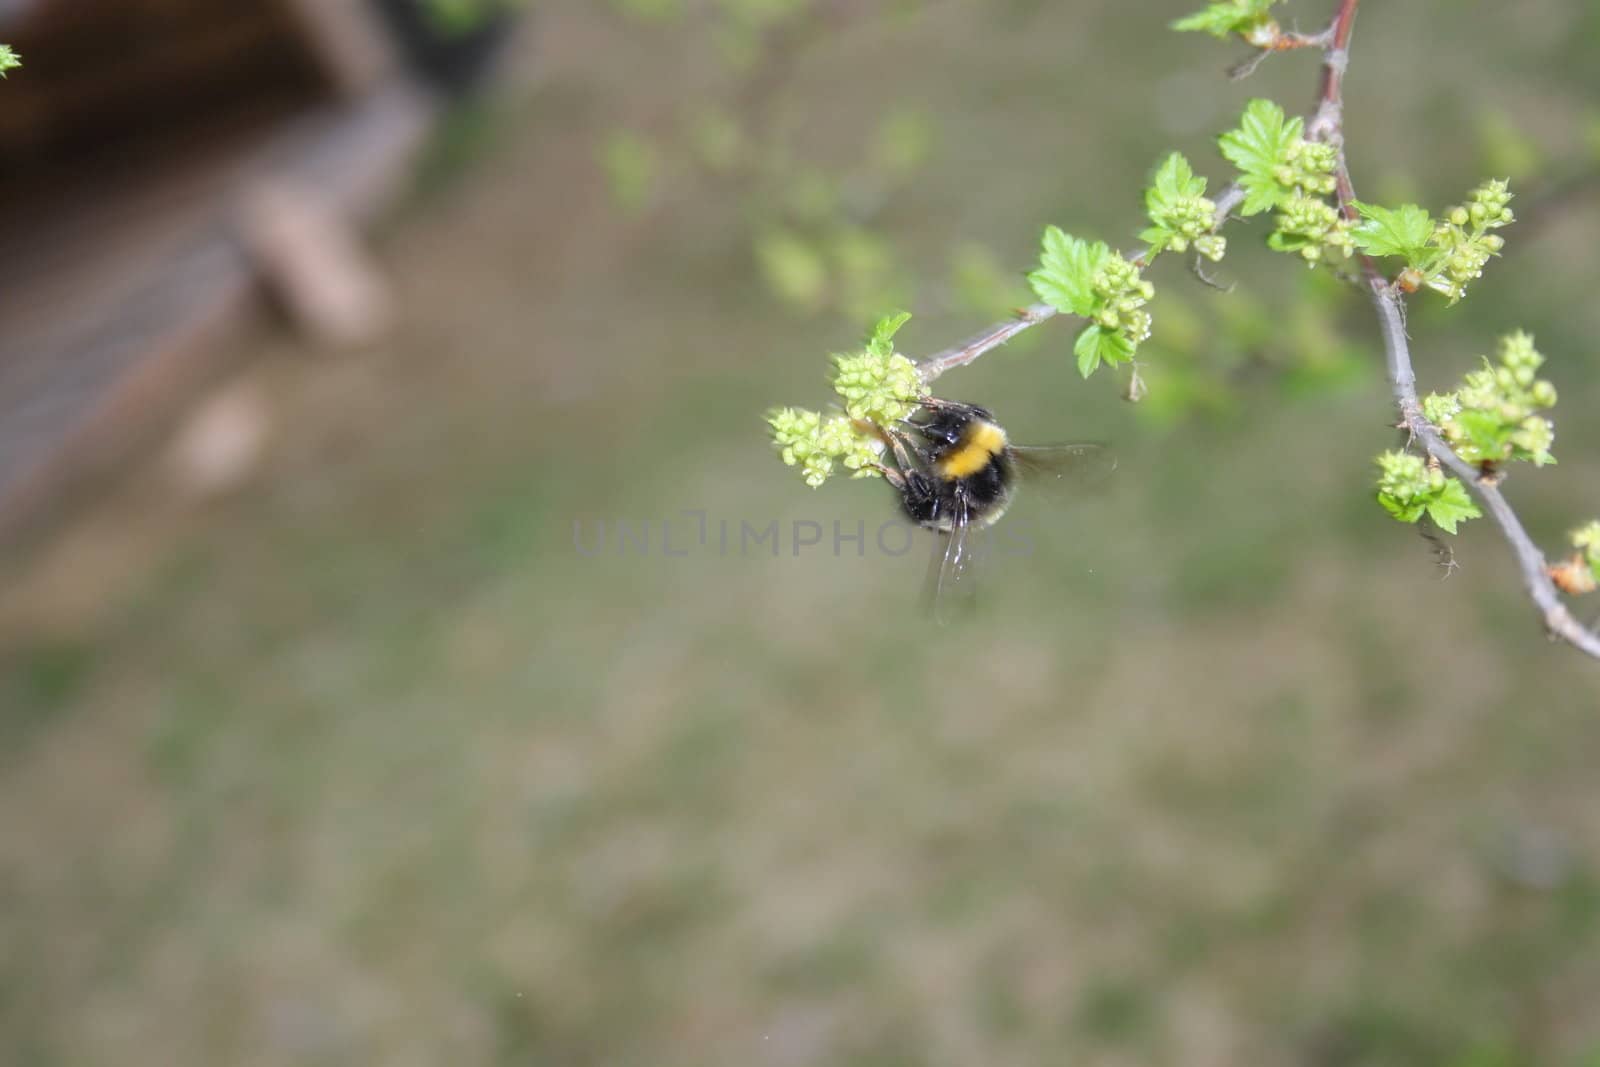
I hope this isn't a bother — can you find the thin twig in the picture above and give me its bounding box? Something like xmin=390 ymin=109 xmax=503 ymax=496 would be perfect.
xmin=1314 ymin=0 xmax=1600 ymax=660
xmin=916 ymin=184 xmax=1246 ymax=382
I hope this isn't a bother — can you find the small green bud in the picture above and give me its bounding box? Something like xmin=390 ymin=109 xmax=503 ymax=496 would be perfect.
xmin=1510 ymin=415 xmax=1554 ymax=464
xmin=1375 ymin=450 xmax=1481 ymax=531
xmin=830 ymin=336 xmax=924 ymax=425
xmin=1194 ymin=234 xmax=1227 ymax=262
xmin=1242 ymin=19 xmax=1281 ymax=48
xmin=1422 ymin=391 xmax=1460 ymax=424
xmin=1573 ymin=521 xmax=1600 ymax=554
xmin=1498 ymin=331 xmax=1541 ymax=369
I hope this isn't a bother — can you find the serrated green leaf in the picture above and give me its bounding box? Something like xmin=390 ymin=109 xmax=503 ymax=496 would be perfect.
xmin=1425 ymin=478 xmax=1482 ymax=533
xmin=1139 ymin=225 xmax=1174 ymax=248
xmin=1377 ymin=492 xmax=1427 ymax=524
xmin=1454 ymin=408 xmax=1509 ymax=456
xmin=1219 ymin=99 xmax=1301 ymax=216
xmin=1237 ymin=180 xmax=1283 ymax=216
xmin=1073 ymin=325 xmax=1133 ymax=378
xmin=1028 ymin=227 xmax=1108 ymax=317
xmin=1172 ymin=0 xmax=1275 ymax=37
xmin=1171 ymin=8 xmax=1240 ymax=34
xmin=867 ymin=310 xmax=912 ymax=355
xmin=1150 ymin=152 xmax=1207 ymax=205
xmin=1350 ymin=201 xmax=1435 ymax=263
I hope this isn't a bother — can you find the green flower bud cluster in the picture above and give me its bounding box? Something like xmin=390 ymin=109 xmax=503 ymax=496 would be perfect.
xmin=1092 ymin=253 xmax=1155 ymax=348
xmin=1268 ymin=192 xmax=1355 ymax=264
xmin=767 ymin=407 xmax=880 ymax=488
xmin=1426 ymin=331 xmax=1556 ymax=467
xmin=1141 ymin=151 xmax=1226 ymax=263
xmin=1426 ymin=179 xmax=1514 ymax=303
xmin=1193 ymin=234 xmax=1227 ymax=261
xmin=1149 ymin=193 xmax=1222 ymax=257
xmin=830 ymin=345 xmax=921 ymax=425
xmin=1217 ymin=99 xmax=1353 ymax=267
xmin=1274 ymin=139 xmax=1338 ymax=198
xmin=1377 ymin=451 xmax=1439 ymax=510
xmin=766 ymin=311 xmax=924 ymax=488
xmin=1265 ymin=139 xmax=1352 ymax=263
xmin=1374 ymin=450 xmax=1481 ymax=533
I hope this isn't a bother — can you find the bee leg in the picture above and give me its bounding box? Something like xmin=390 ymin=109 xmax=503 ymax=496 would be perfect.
xmin=894 ymin=468 xmax=941 ymax=528
xmin=868 ymin=462 xmax=906 ymax=489
xmin=876 ymin=425 xmax=918 ymax=468
xmin=915 ymin=396 xmax=983 ymax=415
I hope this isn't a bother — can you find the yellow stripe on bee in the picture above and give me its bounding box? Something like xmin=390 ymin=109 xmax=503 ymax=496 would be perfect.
xmin=936 ymin=420 xmax=1008 ymax=479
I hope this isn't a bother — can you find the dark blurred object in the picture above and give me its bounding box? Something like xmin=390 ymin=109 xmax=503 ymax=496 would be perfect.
xmin=370 ymin=0 xmax=515 ymax=94
xmin=0 ymin=0 xmax=328 ymax=164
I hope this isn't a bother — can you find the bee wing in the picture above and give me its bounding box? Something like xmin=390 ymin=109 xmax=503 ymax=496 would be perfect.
xmin=1007 ymin=442 xmax=1117 ymax=490
xmin=922 ymin=489 xmax=981 ymax=624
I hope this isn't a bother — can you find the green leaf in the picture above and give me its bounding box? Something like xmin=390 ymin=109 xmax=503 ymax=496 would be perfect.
xmin=867 ymin=311 xmax=912 ymax=356
xmin=1028 ymin=227 xmax=1108 ymax=317
xmin=1425 ymin=478 xmax=1482 ymax=533
xmin=1218 ymin=99 xmax=1301 ymax=216
xmin=1454 ymin=408 xmax=1509 ymax=456
xmin=1377 ymin=493 xmax=1427 ymax=524
xmin=1266 ymin=229 xmax=1315 ymax=253
xmin=1139 ymin=225 xmax=1173 ymax=247
xmin=1172 ymin=0 xmax=1276 ymax=37
xmin=1150 ymin=152 xmax=1207 ymax=204
xmin=0 ymin=43 xmax=19 ymax=77
xmin=1350 ymin=202 xmax=1435 ymax=263
xmin=1171 ymin=8 xmax=1240 ymax=35
xmin=1073 ymin=325 xmax=1133 ymax=378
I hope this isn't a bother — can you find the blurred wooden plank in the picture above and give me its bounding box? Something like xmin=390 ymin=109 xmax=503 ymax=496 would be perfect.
xmin=239 ymin=178 xmax=393 ymax=348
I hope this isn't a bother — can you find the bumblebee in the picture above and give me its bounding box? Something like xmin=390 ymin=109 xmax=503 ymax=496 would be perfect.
xmin=867 ymin=398 xmax=1113 ymax=619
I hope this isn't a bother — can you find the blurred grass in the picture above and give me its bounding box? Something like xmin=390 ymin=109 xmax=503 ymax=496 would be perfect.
xmin=4 ymin=1 xmax=1600 ymax=1064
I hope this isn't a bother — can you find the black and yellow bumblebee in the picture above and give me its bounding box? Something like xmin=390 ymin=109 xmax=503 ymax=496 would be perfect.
xmin=865 ymin=398 xmax=1114 ymax=620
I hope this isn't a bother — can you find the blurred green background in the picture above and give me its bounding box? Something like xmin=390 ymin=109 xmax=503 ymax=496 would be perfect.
xmin=5 ymin=1 xmax=1600 ymax=1063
